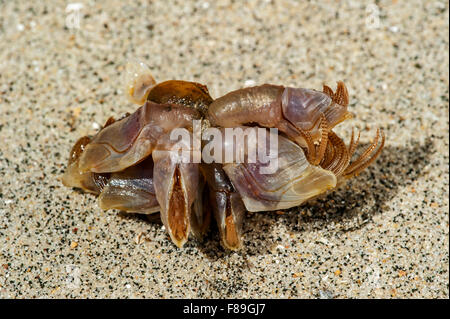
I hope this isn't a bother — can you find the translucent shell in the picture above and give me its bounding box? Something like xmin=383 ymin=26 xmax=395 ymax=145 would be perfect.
xmin=98 ymin=157 xmax=159 ymax=214
xmin=77 ymin=102 xmax=201 ymax=173
xmin=219 ymin=127 xmax=337 ymax=212
xmin=201 ymin=163 xmax=246 ymax=250
xmin=281 ymin=87 xmax=349 ymax=132
xmin=124 ymin=60 xmax=157 ymax=105
xmin=152 ymin=150 xmax=199 ymax=247
xmin=62 ymin=136 xmax=104 ymax=194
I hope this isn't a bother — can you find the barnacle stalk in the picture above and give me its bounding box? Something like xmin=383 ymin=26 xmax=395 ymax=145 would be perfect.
xmin=201 ymin=163 xmax=246 ymax=250
xmin=124 ymin=60 xmax=156 ymax=105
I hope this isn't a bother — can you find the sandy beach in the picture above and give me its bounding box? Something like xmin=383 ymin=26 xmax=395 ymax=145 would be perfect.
xmin=0 ymin=0 xmax=448 ymax=298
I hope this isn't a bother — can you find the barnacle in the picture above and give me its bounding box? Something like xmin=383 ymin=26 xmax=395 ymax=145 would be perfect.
xmin=62 ymin=61 xmax=385 ymax=250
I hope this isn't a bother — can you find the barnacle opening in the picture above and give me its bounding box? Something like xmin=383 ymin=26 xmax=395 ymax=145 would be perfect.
xmin=224 ymin=198 xmax=239 ymax=249
xmin=125 ymin=59 xmax=156 ymax=105
xmin=168 ymin=166 xmax=189 ymax=244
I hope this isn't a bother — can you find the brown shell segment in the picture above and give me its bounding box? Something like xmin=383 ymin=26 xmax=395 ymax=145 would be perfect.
xmin=147 ymin=80 xmax=213 ymax=115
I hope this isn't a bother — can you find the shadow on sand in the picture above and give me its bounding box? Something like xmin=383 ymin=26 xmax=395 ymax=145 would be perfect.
xmin=194 ymin=138 xmax=435 ymax=260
